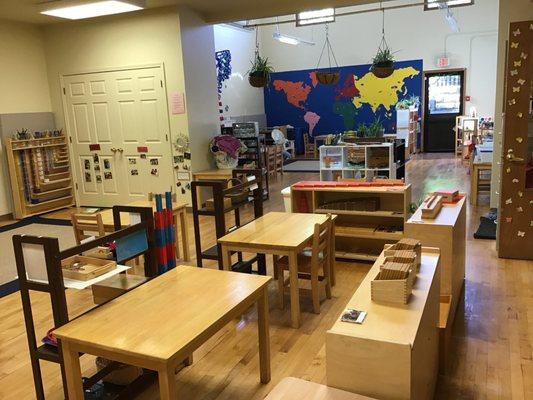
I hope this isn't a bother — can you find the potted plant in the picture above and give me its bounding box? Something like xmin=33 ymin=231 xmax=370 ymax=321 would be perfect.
xmin=371 ymin=47 xmax=394 ymax=78
xmin=315 ymin=25 xmax=341 ymax=86
xmin=248 ymin=53 xmax=274 ymax=88
xmin=368 ymin=117 xmax=385 ymax=138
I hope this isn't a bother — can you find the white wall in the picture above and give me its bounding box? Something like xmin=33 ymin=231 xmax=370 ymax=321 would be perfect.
xmin=42 ymin=7 xmax=203 ymax=204
xmin=259 ymin=0 xmax=498 ymax=117
xmin=0 ymin=20 xmax=52 ymax=216
xmin=179 ymin=7 xmax=220 ymax=173
xmin=214 ymin=24 xmax=265 ymax=122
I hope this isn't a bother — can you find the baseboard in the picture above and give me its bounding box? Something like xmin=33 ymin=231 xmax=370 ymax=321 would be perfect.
xmin=0 ymin=213 xmax=13 ymax=222
xmin=0 ymin=279 xmax=19 ymax=298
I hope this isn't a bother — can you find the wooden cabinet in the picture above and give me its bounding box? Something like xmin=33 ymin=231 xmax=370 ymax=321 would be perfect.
xmin=326 ymin=247 xmax=440 ymax=400
xmin=404 ymin=196 xmax=465 ymax=372
xmin=291 ymin=183 xmax=411 ymax=261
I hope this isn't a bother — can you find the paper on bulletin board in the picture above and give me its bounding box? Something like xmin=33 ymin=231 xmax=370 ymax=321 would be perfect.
xmin=171 ymin=92 xmax=186 ymax=115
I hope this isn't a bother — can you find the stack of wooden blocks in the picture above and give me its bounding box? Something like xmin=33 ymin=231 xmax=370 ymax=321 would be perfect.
xmin=371 ymin=238 xmax=422 ymax=304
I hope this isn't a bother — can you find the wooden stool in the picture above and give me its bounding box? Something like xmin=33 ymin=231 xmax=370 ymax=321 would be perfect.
xmin=470 ymin=162 xmax=492 ymax=206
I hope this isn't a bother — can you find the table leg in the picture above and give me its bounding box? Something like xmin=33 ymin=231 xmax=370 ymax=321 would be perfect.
xmin=158 ymin=363 xmax=177 ymax=400
xmin=257 ymin=287 xmax=271 ymax=383
xmin=173 ymin=213 xmax=180 ymax=260
xmin=221 ymin=244 xmax=232 ymax=271
xmin=288 ymin=250 xmax=300 ymax=328
xmin=471 ymin=166 xmax=478 ymax=206
xmin=60 ymin=340 xmax=84 ymax=400
xmin=330 ymin=222 xmax=336 ymax=287
xmin=179 ymin=209 xmax=190 ymax=261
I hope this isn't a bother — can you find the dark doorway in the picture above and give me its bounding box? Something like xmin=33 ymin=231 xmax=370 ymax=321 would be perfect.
xmin=423 ymin=70 xmax=465 ymax=152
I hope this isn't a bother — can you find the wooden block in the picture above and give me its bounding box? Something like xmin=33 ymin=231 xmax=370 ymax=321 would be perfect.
xmin=421 ymin=195 xmax=443 ymax=219
xmin=371 ymin=268 xmax=415 ymax=304
xmin=434 ymin=189 xmax=459 ymax=202
xmin=61 ymin=256 xmax=116 ymax=281
xmin=91 ymin=274 xmax=149 ymax=304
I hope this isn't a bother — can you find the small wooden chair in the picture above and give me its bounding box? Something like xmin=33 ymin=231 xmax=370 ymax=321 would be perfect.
xmin=274 ymin=214 xmax=333 ymax=314
xmin=266 ymin=145 xmax=277 ymax=180
xmin=71 ymin=213 xmax=105 ymax=245
xmin=303 ymin=132 xmax=316 ymax=158
xmin=275 ymin=144 xmax=284 ymax=176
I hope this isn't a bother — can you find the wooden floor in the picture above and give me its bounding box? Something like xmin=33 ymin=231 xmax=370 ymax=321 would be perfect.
xmin=1 ymin=154 xmax=532 ymax=399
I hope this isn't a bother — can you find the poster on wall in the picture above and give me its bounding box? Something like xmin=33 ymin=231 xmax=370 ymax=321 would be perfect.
xmin=264 ymin=59 xmax=423 ymax=135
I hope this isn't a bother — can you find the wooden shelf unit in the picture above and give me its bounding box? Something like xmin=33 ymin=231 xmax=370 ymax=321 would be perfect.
xmin=454 ymin=116 xmax=479 ymax=159
xmin=4 ymin=135 xmax=74 ymax=219
xmin=396 ymin=107 xmax=419 ymax=158
xmin=326 ymin=247 xmax=441 ymax=400
xmin=291 ymin=183 xmax=411 ymax=261
xmin=405 ymin=195 xmax=466 ymax=373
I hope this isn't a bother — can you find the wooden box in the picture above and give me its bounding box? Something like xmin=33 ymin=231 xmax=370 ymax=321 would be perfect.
xmin=205 ymin=197 xmax=232 ymax=211
xmin=326 ymin=247 xmax=441 ymax=400
xmin=91 ymin=274 xmax=149 ymax=304
xmin=371 ymin=266 xmax=415 ymax=305
xmin=421 ymin=194 xmax=443 ymax=219
xmin=61 ymin=256 xmax=116 ymax=281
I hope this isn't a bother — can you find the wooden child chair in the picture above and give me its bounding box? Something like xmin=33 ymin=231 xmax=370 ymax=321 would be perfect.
xmin=274 ymin=214 xmax=333 ymax=314
xmin=303 ymin=132 xmax=316 ymax=158
xmin=71 ymin=213 xmax=106 ymax=245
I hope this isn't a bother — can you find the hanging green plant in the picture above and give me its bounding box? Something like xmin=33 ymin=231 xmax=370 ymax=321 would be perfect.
xmin=315 ymin=25 xmax=340 ymax=85
xmin=248 ymin=28 xmax=274 ymax=88
xmin=370 ymin=3 xmax=395 ymax=79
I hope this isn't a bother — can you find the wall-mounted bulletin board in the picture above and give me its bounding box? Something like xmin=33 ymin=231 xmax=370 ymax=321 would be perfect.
xmin=498 ymin=20 xmax=533 ymax=260
xmin=264 ymin=60 xmax=423 ymax=135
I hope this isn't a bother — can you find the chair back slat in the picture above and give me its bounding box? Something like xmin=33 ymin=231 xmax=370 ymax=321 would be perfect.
xmin=311 ymin=214 xmax=332 ymax=267
xmin=71 ymin=213 xmax=105 ymax=245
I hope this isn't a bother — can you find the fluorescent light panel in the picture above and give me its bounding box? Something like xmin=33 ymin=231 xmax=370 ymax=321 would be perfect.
xmin=273 ymin=32 xmax=315 ymax=46
xmin=426 ymin=0 xmax=473 ymax=9
xmin=297 ymin=8 xmax=335 ymax=26
xmin=41 ymin=1 xmax=144 ymax=20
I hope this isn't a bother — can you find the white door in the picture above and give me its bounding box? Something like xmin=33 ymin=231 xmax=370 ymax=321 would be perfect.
xmin=63 ymin=66 xmax=173 ymax=207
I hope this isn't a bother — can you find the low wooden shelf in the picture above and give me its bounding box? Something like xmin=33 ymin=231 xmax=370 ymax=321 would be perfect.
xmin=326 ymin=247 xmax=440 ymax=400
xmin=405 ymin=195 xmax=466 ymax=373
xmin=291 ymin=183 xmax=411 ymax=261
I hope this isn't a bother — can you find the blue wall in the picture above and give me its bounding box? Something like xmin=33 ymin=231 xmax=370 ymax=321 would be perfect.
xmin=264 ymin=59 xmax=423 ymax=135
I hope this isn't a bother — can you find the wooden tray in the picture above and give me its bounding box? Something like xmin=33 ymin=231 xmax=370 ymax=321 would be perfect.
xmin=61 ymin=255 xmax=116 ymax=281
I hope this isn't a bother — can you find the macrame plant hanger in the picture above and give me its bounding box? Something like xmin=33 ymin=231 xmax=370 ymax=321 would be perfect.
xmin=315 ymin=24 xmax=340 ymax=85
xmin=249 ymin=26 xmax=270 ymax=88
xmin=371 ymin=1 xmax=395 ymax=78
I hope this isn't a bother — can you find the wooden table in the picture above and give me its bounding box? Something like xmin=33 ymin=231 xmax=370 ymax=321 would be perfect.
xmin=265 ymin=377 xmax=376 ymax=400
xmin=54 ymin=265 xmax=272 ymax=400
xmin=218 ymin=211 xmax=335 ymax=328
xmin=98 ymin=200 xmax=190 ymax=261
xmin=470 ymin=162 xmax=491 ymax=206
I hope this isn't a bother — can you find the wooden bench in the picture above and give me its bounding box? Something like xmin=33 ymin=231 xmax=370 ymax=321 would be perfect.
xmin=265 ymin=377 xmax=376 ymax=399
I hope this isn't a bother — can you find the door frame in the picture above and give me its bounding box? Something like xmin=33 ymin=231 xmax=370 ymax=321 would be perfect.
xmin=59 ymin=63 xmax=173 ymax=207
xmin=421 ymin=68 xmax=467 ymax=152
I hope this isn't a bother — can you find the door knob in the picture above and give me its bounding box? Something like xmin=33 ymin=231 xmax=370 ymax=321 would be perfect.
xmin=111 ymin=147 xmax=117 ymax=152
xmin=506 ymin=149 xmax=524 ymax=163
xmin=117 ymin=148 xmax=124 ymax=153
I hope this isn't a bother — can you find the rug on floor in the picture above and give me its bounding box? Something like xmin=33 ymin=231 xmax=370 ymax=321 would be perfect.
xmin=283 ymin=159 xmax=320 ymax=172
xmin=0 ymin=219 xmax=76 ymax=298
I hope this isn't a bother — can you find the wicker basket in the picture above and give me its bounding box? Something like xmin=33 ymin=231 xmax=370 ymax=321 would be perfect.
xmin=316 ymin=71 xmax=340 ymax=85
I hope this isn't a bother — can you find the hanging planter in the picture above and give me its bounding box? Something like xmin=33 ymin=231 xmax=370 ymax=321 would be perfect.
xmin=248 ymin=28 xmax=274 ymax=88
xmin=316 ymin=71 xmax=340 ymax=85
xmin=370 ymin=3 xmax=396 ymax=79
xmin=315 ymin=25 xmax=340 ymax=86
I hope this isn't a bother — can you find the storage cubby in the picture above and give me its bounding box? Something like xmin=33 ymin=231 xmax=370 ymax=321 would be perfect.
xmin=291 ymin=183 xmax=411 ymax=261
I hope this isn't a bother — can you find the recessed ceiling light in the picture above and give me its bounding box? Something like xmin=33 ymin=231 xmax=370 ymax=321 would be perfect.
xmin=41 ymin=1 xmax=144 ymax=20
xmin=297 ymin=8 xmax=335 ymax=26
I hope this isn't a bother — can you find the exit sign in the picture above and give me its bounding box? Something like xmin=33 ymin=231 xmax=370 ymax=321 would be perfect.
xmin=437 ymin=57 xmax=450 ymax=68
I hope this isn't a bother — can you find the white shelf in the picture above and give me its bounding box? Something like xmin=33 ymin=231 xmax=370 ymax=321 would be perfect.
xmin=320 ymin=143 xmax=396 ymax=181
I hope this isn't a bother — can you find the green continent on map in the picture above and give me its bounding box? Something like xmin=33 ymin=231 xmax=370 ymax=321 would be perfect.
xmin=333 ymin=101 xmax=358 ymax=130
xmin=273 ymin=79 xmax=312 ymax=109
xmin=352 ymin=67 xmax=420 ymax=112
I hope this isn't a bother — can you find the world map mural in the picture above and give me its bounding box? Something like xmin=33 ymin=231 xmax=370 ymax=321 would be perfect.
xmin=264 ymin=59 xmax=423 ymax=134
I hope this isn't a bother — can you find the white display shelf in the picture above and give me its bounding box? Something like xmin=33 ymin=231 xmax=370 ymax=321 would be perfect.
xmin=319 ymin=143 xmax=396 ymax=181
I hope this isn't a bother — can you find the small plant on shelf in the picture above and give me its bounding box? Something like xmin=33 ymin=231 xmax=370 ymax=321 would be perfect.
xmin=248 ymin=53 xmax=274 ymax=88
xmin=367 ymin=117 xmax=385 ymax=138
